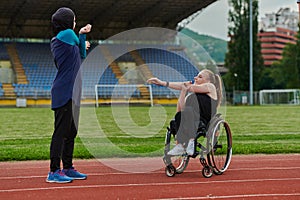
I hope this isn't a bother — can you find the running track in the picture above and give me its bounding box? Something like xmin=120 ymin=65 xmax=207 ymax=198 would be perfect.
xmin=0 ymin=154 xmax=299 ymax=200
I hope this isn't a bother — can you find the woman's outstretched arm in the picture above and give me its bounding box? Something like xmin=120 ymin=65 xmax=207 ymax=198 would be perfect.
xmin=147 ymin=77 xmax=191 ymax=91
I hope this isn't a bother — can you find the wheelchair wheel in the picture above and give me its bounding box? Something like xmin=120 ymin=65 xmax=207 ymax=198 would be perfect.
xmin=202 ymin=166 xmax=213 ymax=178
xmin=207 ymin=117 xmax=232 ymax=175
xmin=165 ymin=165 xmax=176 ymax=177
xmin=164 ymin=129 xmax=189 ymax=174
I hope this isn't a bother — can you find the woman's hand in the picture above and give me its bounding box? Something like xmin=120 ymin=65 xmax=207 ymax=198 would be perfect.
xmin=85 ymin=41 xmax=90 ymax=50
xmin=79 ymin=24 xmax=92 ymax=34
xmin=147 ymin=77 xmax=164 ymax=86
xmin=182 ymin=82 xmax=189 ymax=92
xmin=183 ymin=81 xmax=193 ymax=91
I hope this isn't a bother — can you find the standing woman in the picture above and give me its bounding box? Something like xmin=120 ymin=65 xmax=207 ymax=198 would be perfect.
xmin=147 ymin=69 xmax=222 ymax=156
xmin=46 ymin=7 xmax=92 ymax=183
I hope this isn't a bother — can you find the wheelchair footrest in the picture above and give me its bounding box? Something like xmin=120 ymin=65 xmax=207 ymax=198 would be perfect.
xmin=190 ymin=151 xmax=198 ymax=158
xmin=163 ymin=155 xmax=172 ymax=166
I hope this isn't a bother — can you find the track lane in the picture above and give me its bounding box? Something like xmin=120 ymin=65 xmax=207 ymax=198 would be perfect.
xmin=0 ymin=154 xmax=299 ymax=199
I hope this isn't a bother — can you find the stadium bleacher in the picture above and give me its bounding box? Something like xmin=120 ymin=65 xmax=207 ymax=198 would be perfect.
xmin=1 ymin=42 xmax=198 ymax=99
xmin=0 ymin=82 xmax=3 ymax=96
xmin=137 ymin=46 xmax=198 ymax=98
xmin=14 ymin=43 xmax=55 ymax=98
xmin=0 ymin=43 xmax=9 ymax=97
xmin=0 ymin=43 xmax=9 ymax=60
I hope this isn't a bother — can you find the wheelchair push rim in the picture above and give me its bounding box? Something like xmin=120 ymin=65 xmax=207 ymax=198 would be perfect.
xmin=207 ymin=118 xmax=232 ymax=174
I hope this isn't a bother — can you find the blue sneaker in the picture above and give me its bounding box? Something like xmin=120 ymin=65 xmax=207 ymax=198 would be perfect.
xmin=62 ymin=167 xmax=87 ymax=180
xmin=46 ymin=169 xmax=73 ymax=183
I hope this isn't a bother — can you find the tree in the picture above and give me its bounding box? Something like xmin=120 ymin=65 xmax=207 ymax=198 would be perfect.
xmin=224 ymin=0 xmax=264 ymax=91
xmin=258 ymin=66 xmax=284 ymax=89
xmin=269 ymin=28 xmax=300 ymax=89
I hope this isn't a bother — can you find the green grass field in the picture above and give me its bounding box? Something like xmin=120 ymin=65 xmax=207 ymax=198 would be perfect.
xmin=0 ymin=105 xmax=299 ymax=161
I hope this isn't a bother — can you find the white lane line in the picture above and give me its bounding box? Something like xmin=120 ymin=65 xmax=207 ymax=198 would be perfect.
xmin=229 ymin=166 xmax=300 ymax=171
xmin=1 ymin=177 xmax=300 ymax=193
xmin=151 ymin=193 xmax=300 ymax=200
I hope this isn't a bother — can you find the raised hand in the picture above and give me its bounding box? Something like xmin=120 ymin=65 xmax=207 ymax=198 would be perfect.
xmin=79 ymin=24 xmax=92 ymax=34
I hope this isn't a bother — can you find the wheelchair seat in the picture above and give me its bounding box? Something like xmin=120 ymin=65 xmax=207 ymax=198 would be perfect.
xmin=195 ymin=120 xmax=207 ymax=139
xmin=168 ymin=117 xmax=208 ymax=139
xmin=168 ymin=119 xmax=177 ymax=137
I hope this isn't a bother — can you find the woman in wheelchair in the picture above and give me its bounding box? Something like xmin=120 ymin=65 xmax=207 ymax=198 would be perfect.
xmin=147 ymin=69 xmax=222 ymax=156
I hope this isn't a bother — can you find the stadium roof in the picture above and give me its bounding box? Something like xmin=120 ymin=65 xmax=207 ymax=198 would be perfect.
xmin=0 ymin=0 xmax=217 ymax=40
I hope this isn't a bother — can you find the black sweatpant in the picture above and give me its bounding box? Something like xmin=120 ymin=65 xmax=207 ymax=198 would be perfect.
xmin=50 ymin=100 xmax=79 ymax=172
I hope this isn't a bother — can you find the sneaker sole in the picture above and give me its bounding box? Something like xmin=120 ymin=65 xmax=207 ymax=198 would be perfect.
xmin=46 ymin=179 xmax=73 ymax=183
xmin=69 ymin=176 xmax=87 ymax=180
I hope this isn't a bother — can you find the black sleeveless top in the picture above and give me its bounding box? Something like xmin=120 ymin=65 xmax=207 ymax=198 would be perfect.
xmin=185 ymin=93 xmax=218 ymax=124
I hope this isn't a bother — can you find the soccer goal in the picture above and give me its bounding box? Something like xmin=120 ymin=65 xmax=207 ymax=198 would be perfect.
xmin=259 ymin=89 xmax=300 ymax=105
xmin=95 ymin=84 xmax=153 ymax=107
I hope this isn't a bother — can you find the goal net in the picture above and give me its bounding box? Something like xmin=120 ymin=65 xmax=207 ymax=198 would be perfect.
xmin=95 ymin=84 xmax=153 ymax=107
xmin=259 ymin=89 xmax=300 ymax=105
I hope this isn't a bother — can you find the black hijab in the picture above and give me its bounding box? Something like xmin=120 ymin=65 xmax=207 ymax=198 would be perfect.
xmin=52 ymin=7 xmax=75 ymax=36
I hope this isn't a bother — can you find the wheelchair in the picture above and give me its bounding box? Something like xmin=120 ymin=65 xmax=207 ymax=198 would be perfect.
xmin=163 ymin=113 xmax=232 ymax=178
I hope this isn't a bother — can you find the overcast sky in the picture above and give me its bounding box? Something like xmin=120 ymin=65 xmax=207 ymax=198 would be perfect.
xmin=185 ymin=0 xmax=298 ymax=40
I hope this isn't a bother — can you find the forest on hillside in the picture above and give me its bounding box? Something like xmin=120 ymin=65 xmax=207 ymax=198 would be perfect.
xmin=180 ymin=28 xmax=227 ymax=63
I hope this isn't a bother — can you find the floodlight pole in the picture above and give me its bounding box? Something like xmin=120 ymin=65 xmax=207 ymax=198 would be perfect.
xmin=249 ymin=0 xmax=253 ymax=105
xmin=298 ymin=0 xmax=300 ymax=21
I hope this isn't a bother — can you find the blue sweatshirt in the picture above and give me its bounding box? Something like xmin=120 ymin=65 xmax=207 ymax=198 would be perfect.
xmin=50 ymin=29 xmax=86 ymax=109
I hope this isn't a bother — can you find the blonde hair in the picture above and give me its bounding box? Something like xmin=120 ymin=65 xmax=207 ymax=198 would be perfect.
xmin=202 ymin=69 xmax=223 ymax=107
